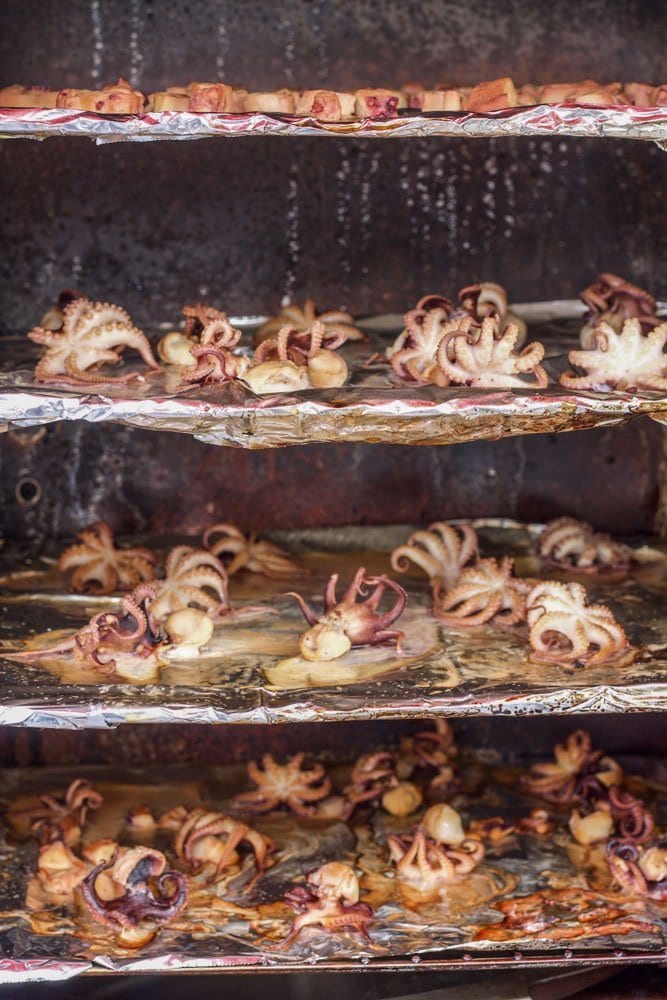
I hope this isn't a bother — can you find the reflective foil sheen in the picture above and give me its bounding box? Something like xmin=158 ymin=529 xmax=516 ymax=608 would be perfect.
xmin=1 ymin=106 xmax=667 ymax=144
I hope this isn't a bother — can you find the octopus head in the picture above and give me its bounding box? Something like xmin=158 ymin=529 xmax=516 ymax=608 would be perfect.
xmin=639 ymin=846 xmax=667 ymax=882
xmin=308 ymin=861 xmax=360 ymax=904
xmin=421 ymin=804 xmax=465 ymax=845
xmin=299 ymin=617 xmax=352 ymax=661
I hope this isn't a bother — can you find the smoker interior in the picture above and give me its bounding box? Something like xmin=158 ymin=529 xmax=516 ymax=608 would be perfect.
xmin=1 ymin=0 xmax=667 ymax=991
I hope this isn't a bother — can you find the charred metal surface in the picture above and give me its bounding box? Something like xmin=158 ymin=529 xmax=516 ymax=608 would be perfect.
xmin=2 ymin=0 xmax=666 ymax=92
xmin=0 ymin=714 xmax=663 ymax=769
xmin=1 ymin=136 xmax=666 ymax=332
xmin=0 ymin=419 xmax=661 ymax=544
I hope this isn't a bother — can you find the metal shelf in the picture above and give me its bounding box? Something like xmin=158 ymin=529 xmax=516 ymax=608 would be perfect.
xmin=1 ymin=523 xmax=665 ymax=729
xmin=2 ymin=105 xmax=667 ymax=144
xmin=3 ymin=306 xmax=667 ymax=449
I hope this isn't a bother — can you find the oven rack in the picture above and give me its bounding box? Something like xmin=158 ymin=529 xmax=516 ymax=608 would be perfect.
xmin=1 ymin=522 xmax=665 ymax=729
xmin=2 ymin=105 xmax=667 ymax=145
xmin=3 ymin=305 xmax=667 ymax=449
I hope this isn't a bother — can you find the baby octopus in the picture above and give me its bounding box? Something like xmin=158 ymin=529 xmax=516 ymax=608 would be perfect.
xmin=172 ymin=807 xmax=274 ymax=877
xmin=81 ymin=847 xmax=188 ymax=944
xmin=561 ymin=318 xmax=667 ymax=393
xmin=234 ymin=753 xmax=331 ymax=816
xmin=244 ymin=321 xmax=348 ymax=393
xmin=283 ymin=862 xmax=374 ymax=946
xmin=203 ymin=523 xmax=302 ymax=579
xmin=436 ymin=315 xmax=547 ymax=389
xmin=59 ymin=521 xmax=156 ymax=595
xmin=526 ymin=581 xmax=633 ymax=667
xmin=391 ymin=522 xmax=478 ymax=593
xmin=522 ymin=730 xmax=623 ymax=805
xmin=9 ymin=778 xmax=103 ymax=847
xmin=28 ymin=296 xmax=160 ymax=384
xmin=8 ymin=583 xmax=160 ymax=676
xmin=150 ymin=546 xmax=229 ymax=623
xmin=284 ymin=566 xmax=407 ymax=661
xmin=607 ymin=842 xmax=667 ymax=902
xmin=179 ymin=314 xmax=250 ymax=385
xmin=580 ymin=273 xmax=661 ymax=348
xmin=434 ymin=556 xmax=529 ymax=627
xmin=256 ymin=299 xmax=364 ymax=344
xmin=537 ymin=517 xmax=635 ymax=574
xmin=387 ymin=804 xmax=485 ymax=889
xmin=343 ymin=751 xmax=399 ymax=814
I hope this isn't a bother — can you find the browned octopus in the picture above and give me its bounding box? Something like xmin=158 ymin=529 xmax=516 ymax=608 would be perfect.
xmin=8 ymin=778 xmax=102 ymax=847
xmin=283 ymin=862 xmax=374 ymax=946
xmin=606 ymin=841 xmax=667 ymax=902
xmin=522 ymin=730 xmax=623 ymax=805
xmin=21 ymin=583 xmax=160 ymax=674
xmin=82 ymin=847 xmax=188 ymax=932
xmin=284 ymin=566 xmax=407 ymax=661
xmin=580 ymin=272 xmax=661 ymax=348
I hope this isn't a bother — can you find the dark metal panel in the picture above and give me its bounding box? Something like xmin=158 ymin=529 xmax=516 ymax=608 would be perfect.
xmin=1 ymin=418 xmax=662 ymax=543
xmin=2 ymin=0 xmax=667 ymax=92
xmin=0 ymin=713 xmax=662 ymax=768
xmin=1 ymin=136 xmax=666 ymax=333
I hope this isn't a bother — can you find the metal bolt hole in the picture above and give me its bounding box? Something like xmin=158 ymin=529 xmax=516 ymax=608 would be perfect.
xmin=15 ymin=477 xmax=42 ymax=507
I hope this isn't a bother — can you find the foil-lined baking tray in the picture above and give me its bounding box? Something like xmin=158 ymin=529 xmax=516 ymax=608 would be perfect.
xmin=0 ymin=522 xmax=665 ymax=729
xmin=2 ymin=304 xmax=667 ymax=449
xmin=1 ymin=105 xmax=667 ymax=144
xmin=0 ymin=755 xmax=664 ymax=983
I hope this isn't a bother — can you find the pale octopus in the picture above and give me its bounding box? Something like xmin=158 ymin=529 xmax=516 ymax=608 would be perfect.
xmin=150 ymin=545 xmax=229 ymax=623
xmin=537 ymin=517 xmax=636 ymax=574
xmin=28 ymin=296 xmax=160 ymax=384
xmin=391 ymin=522 xmax=478 ymax=593
xmin=388 ymin=804 xmax=485 ymax=889
xmin=203 ymin=523 xmax=302 ymax=578
xmin=387 ymin=282 xmax=527 ymax=385
xmin=526 ymin=581 xmax=633 ymax=666
xmin=561 ymin=318 xmax=667 ymax=393
xmin=284 ymin=862 xmax=374 ymax=946
xmin=256 ymin=299 xmax=364 ymax=344
xmin=580 ymin=273 xmax=661 ymax=349
xmin=59 ymin=521 xmax=156 ymax=595
xmin=435 ymin=316 xmax=547 ymax=389
xmin=434 ymin=556 xmax=530 ymax=627
xmin=234 ymin=753 xmax=332 ymax=815
xmin=284 ymin=566 xmax=407 ymax=661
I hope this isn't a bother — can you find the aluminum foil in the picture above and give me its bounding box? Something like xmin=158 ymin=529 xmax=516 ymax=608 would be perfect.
xmin=1 ymin=105 xmax=667 ymax=144
xmin=0 ymin=756 xmax=664 ymax=982
xmin=0 ymin=521 xmax=665 ymax=730
xmin=2 ymin=306 xmax=667 ymax=448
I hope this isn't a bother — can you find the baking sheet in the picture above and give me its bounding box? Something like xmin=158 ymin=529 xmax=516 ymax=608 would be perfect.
xmin=2 ymin=305 xmax=667 ymax=449
xmin=0 ymin=752 xmax=664 ymax=983
xmin=1 ymin=105 xmax=667 ymax=144
xmin=0 ymin=521 xmax=665 ymax=729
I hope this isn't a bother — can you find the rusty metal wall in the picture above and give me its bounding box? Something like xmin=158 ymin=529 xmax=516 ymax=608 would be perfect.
xmin=3 ymin=0 xmax=666 ymax=92
xmin=0 ymin=3 xmax=665 ymax=538
xmin=2 ymin=418 xmax=663 ymax=544
xmin=1 ymin=136 xmax=666 ymax=332
xmin=1 ymin=714 xmax=663 ymax=768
